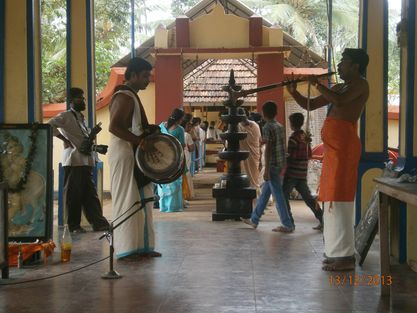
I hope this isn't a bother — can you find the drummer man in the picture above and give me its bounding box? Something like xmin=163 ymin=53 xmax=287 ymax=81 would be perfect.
xmin=108 ymin=57 xmax=161 ymax=260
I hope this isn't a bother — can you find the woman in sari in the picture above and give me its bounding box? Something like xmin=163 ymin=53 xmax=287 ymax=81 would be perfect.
xmin=158 ymin=108 xmax=185 ymax=212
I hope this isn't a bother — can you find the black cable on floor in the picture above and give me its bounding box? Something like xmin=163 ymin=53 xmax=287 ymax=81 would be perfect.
xmin=0 ymin=256 xmax=109 ymax=286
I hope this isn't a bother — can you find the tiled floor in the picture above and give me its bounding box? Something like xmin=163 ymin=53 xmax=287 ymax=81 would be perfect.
xmin=1 ymin=169 xmax=417 ymax=313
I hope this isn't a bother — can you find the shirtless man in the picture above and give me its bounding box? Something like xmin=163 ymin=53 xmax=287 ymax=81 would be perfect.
xmin=287 ymin=48 xmax=369 ymax=271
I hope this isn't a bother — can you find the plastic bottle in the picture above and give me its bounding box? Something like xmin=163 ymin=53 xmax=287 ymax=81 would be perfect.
xmin=61 ymin=225 xmax=72 ymax=262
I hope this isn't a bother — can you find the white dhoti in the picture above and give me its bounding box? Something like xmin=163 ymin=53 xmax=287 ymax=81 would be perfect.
xmin=108 ymin=136 xmax=155 ymax=258
xmin=323 ymin=201 xmax=355 ymax=258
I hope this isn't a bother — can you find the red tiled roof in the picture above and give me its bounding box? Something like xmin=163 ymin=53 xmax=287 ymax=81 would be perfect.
xmin=96 ymin=67 xmax=126 ymax=111
xmin=43 ymin=63 xmax=400 ymax=121
xmin=183 ymin=59 xmax=257 ymax=105
xmin=43 ymin=103 xmax=67 ymax=118
xmin=183 ymin=59 xmax=328 ymax=105
xmin=388 ymin=104 xmax=399 ymax=120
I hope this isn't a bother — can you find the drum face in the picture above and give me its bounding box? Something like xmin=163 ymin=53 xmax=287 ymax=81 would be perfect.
xmin=135 ymin=133 xmax=184 ymax=184
xmin=145 ymin=137 xmax=177 ymax=173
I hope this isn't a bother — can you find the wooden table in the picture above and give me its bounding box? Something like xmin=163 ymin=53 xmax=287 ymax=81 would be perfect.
xmin=374 ymin=177 xmax=417 ymax=296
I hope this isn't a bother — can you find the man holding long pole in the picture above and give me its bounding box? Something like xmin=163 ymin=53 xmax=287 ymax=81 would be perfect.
xmin=287 ymin=48 xmax=369 ymax=271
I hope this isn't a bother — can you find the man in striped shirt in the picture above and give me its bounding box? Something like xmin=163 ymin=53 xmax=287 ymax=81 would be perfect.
xmin=282 ymin=113 xmax=323 ymax=230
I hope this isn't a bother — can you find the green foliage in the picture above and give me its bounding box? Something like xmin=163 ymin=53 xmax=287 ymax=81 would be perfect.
xmin=41 ymin=0 xmax=168 ymax=104
xmin=94 ymin=0 xmax=172 ymax=94
xmin=41 ymin=0 xmax=400 ymax=105
xmin=387 ymin=6 xmax=401 ymax=96
xmin=239 ymin=0 xmax=275 ymax=14
xmin=243 ymin=0 xmax=400 ymax=98
xmin=243 ymin=0 xmax=359 ymax=59
xmin=171 ymin=0 xmax=200 ymax=16
xmin=94 ymin=0 xmax=131 ymax=97
xmin=41 ymin=0 xmax=67 ymax=103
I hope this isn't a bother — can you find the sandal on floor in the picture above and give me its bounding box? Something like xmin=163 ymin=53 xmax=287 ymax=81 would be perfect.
xmin=322 ymin=255 xmax=355 ymax=265
xmin=322 ymin=260 xmax=355 ymax=271
xmin=272 ymin=226 xmax=294 ymax=233
xmin=312 ymin=223 xmax=323 ymax=231
xmin=322 ymin=258 xmax=335 ymax=265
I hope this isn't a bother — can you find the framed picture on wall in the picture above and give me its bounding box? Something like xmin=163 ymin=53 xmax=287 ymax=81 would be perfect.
xmin=0 ymin=182 xmax=8 ymax=278
xmin=0 ymin=124 xmax=53 ymax=242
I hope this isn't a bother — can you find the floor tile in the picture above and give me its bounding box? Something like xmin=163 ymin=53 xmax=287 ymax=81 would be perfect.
xmin=1 ymin=169 xmax=416 ymax=313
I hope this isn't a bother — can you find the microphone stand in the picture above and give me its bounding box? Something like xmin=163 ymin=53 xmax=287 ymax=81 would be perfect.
xmin=100 ymin=196 xmax=157 ymax=279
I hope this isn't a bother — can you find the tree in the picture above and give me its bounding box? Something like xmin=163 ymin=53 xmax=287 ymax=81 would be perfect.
xmin=41 ymin=0 xmax=170 ymax=104
xmin=239 ymin=0 xmax=275 ymax=15
xmin=326 ymin=1 xmax=359 ymax=64
xmin=41 ymin=0 xmax=398 ymax=105
xmin=94 ymin=0 xmax=131 ymax=97
xmin=387 ymin=6 xmax=401 ymax=98
xmin=41 ymin=0 xmax=133 ymax=104
xmin=41 ymin=0 xmax=67 ymax=103
xmin=95 ymin=0 xmax=171 ymax=94
xmin=244 ymin=0 xmax=359 ymax=59
xmin=171 ymin=0 xmax=200 ymax=16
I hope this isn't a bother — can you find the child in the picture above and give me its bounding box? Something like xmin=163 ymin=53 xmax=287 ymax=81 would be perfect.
xmin=242 ymin=101 xmax=294 ymax=232
xmin=282 ymin=113 xmax=323 ymax=230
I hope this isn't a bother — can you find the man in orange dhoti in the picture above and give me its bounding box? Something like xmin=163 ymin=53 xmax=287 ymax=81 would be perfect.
xmin=287 ymin=48 xmax=369 ymax=271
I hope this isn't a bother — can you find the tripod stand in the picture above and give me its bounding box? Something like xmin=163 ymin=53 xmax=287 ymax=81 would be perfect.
xmin=100 ymin=196 xmax=157 ymax=279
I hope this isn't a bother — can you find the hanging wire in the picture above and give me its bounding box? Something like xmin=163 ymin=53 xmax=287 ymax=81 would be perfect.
xmin=325 ymin=0 xmax=338 ymax=85
xmin=0 ymin=257 xmax=109 ymax=286
xmin=130 ymin=0 xmax=136 ymax=58
xmin=306 ymin=80 xmax=312 ymax=154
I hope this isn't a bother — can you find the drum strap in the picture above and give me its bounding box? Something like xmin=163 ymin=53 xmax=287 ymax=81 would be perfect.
xmin=132 ymin=144 xmax=152 ymax=189
xmin=113 ymin=84 xmax=153 ymax=189
xmin=113 ymin=84 xmax=149 ymax=129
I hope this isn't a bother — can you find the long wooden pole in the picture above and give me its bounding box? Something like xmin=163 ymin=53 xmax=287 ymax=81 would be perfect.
xmin=237 ymin=72 xmax=336 ymax=98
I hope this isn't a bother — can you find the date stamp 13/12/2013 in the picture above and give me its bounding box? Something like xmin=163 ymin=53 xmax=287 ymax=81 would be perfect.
xmin=329 ymin=274 xmax=393 ymax=287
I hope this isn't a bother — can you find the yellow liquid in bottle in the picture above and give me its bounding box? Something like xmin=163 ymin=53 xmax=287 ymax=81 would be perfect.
xmin=61 ymin=243 xmax=72 ymax=262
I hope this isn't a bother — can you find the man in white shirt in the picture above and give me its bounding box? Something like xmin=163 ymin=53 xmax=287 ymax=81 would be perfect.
xmin=206 ymin=121 xmax=220 ymax=140
xmin=48 ymin=87 xmax=109 ymax=233
xmin=198 ymin=120 xmax=206 ymax=168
